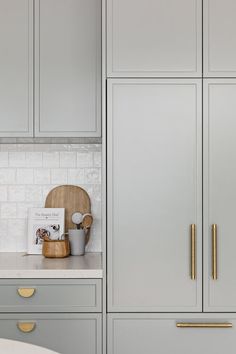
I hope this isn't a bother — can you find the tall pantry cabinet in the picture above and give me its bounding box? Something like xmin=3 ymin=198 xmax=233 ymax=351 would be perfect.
xmin=107 ymin=0 xmax=236 ymax=353
xmin=107 ymin=79 xmax=202 ymax=312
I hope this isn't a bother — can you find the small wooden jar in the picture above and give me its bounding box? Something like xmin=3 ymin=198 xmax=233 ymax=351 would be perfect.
xmin=42 ymin=238 xmax=70 ymax=258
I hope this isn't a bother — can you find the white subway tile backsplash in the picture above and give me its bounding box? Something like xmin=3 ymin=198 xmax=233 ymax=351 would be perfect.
xmin=16 ymin=169 xmax=34 ymax=185
xmin=25 ymin=152 xmax=43 ymax=167
xmin=25 ymin=186 xmax=42 ymax=202
xmin=0 ymin=144 xmax=102 ymax=252
xmin=93 ymin=152 xmax=102 ymax=167
xmin=34 ymin=169 xmax=51 ymax=185
xmin=17 ymin=203 xmax=36 ymax=219
xmin=51 ymin=169 xmax=68 ymax=184
xmin=77 ymin=152 xmax=93 ymax=167
xmin=1 ymin=203 xmax=17 ymax=218
xmin=0 ymin=169 xmax=16 ymax=184
xmin=8 ymin=186 xmax=25 ymax=202
xmin=0 ymin=219 xmax=8 ymax=251
xmin=8 ymin=219 xmax=27 ymax=252
xmin=60 ymin=152 xmax=76 ymax=168
xmin=86 ymin=219 xmax=102 ymax=252
xmin=68 ymin=169 xmax=85 ymax=184
xmin=8 ymin=219 xmax=26 ymax=237
xmin=43 ymin=152 xmax=60 ymax=168
xmin=0 ymin=152 xmax=8 ymax=167
xmin=9 ymin=152 xmax=26 ymax=167
xmin=0 ymin=186 xmax=8 ymax=202
xmin=91 ymin=200 xmax=101 ymax=216
xmin=84 ymin=168 xmax=101 ymax=184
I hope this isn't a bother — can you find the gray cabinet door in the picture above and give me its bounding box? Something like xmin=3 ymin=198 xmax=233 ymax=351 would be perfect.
xmin=107 ymin=79 xmax=202 ymax=312
xmin=0 ymin=0 xmax=33 ymax=137
xmin=203 ymin=80 xmax=236 ymax=311
xmin=0 ymin=314 xmax=102 ymax=354
xmin=107 ymin=0 xmax=202 ymax=77
xmin=108 ymin=313 xmax=236 ymax=354
xmin=204 ymin=0 xmax=236 ymax=77
xmin=34 ymin=0 xmax=101 ymax=137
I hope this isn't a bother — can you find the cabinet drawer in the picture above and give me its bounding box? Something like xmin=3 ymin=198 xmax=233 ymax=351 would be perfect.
xmin=0 ymin=314 xmax=101 ymax=354
xmin=0 ymin=279 xmax=101 ymax=312
xmin=108 ymin=314 xmax=236 ymax=354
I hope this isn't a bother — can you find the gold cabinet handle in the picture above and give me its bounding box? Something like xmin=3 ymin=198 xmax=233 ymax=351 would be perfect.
xmin=212 ymin=224 xmax=217 ymax=280
xmin=176 ymin=322 xmax=232 ymax=328
xmin=190 ymin=224 xmax=196 ymax=280
xmin=17 ymin=288 xmax=36 ymax=298
xmin=17 ymin=322 xmax=36 ymax=333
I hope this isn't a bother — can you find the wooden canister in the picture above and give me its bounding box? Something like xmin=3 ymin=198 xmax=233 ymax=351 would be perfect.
xmin=42 ymin=238 xmax=70 ymax=258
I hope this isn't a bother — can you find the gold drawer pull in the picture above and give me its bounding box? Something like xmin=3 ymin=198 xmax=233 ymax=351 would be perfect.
xmin=212 ymin=224 xmax=218 ymax=280
xmin=190 ymin=224 xmax=196 ymax=280
xmin=176 ymin=322 xmax=232 ymax=328
xmin=17 ymin=322 xmax=36 ymax=333
xmin=17 ymin=288 xmax=36 ymax=298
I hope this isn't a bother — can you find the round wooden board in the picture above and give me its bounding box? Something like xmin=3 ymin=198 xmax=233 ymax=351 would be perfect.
xmin=45 ymin=185 xmax=91 ymax=243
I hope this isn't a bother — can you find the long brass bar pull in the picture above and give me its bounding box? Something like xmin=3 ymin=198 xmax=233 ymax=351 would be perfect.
xmin=191 ymin=224 xmax=196 ymax=280
xmin=176 ymin=323 xmax=232 ymax=329
xmin=212 ymin=224 xmax=218 ymax=280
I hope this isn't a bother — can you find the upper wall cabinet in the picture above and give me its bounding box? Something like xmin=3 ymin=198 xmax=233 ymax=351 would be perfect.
xmin=204 ymin=0 xmax=236 ymax=77
xmin=0 ymin=0 xmax=101 ymax=138
xmin=107 ymin=0 xmax=202 ymax=77
xmin=34 ymin=0 xmax=101 ymax=137
xmin=0 ymin=0 xmax=33 ymax=137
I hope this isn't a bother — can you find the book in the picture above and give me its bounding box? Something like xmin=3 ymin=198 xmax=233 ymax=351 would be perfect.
xmin=27 ymin=208 xmax=65 ymax=254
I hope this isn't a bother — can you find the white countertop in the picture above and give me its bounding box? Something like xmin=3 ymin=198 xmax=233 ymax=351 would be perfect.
xmin=0 ymin=252 xmax=102 ymax=278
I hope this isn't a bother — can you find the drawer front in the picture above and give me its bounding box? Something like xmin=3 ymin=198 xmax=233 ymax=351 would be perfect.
xmin=0 ymin=314 xmax=101 ymax=354
xmin=108 ymin=314 xmax=236 ymax=354
xmin=0 ymin=279 xmax=101 ymax=312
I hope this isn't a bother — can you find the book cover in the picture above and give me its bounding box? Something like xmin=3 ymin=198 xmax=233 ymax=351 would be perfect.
xmin=27 ymin=208 xmax=65 ymax=254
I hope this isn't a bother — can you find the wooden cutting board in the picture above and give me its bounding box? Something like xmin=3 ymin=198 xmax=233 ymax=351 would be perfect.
xmin=45 ymin=185 xmax=91 ymax=242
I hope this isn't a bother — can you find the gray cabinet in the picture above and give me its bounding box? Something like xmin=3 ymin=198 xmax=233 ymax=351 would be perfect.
xmin=107 ymin=0 xmax=202 ymax=77
xmin=106 ymin=2 xmax=236 ymax=352
xmin=0 ymin=0 xmax=101 ymax=138
xmin=0 ymin=279 xmax=102 ymax=312
xmin=107 ymin=79 xmax=202 ymax=312
xmin=34 ymin=0 xmax=101 ymax=137
xmin=0 ymin=279 xmax=102 ymax=353
xmin=204 ymin=0 xmax=236 ymax=77
xmin=0 ymin=0 xmax=33 ymax=137
xmin=108 ymin=314 xmax=236 ymax=354
xmin=0 ymin=314 xmax=102 ymax=354
xmin=203 ymin=80 xmax=236 ymax=311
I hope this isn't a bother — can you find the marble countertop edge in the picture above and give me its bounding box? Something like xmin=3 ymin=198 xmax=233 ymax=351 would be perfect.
xmin=0 ymin=252 xmax=103 ymax=279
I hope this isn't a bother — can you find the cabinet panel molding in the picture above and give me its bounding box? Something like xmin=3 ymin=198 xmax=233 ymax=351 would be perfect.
xmin=107 ymin=79 xmax=202 ymax=312
xmin=108 ymin=314 xmax=236 ymax=354
xmin=107 ymin=0 xmax=202 ymax=77
xmin=0 ymin=279 xmax=102 ymax=313
xmin=0 ymin=313 xmax=102 ymax=354
xmin=204 ymin=79 xmax=236 ymax=311
xmin=34 ymin=0 xmax=101 ymax=137
xmin=0 ymin=0 xmax=33 ymax=137
xmin=204 ymin=0 xmax=236 ymax=77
